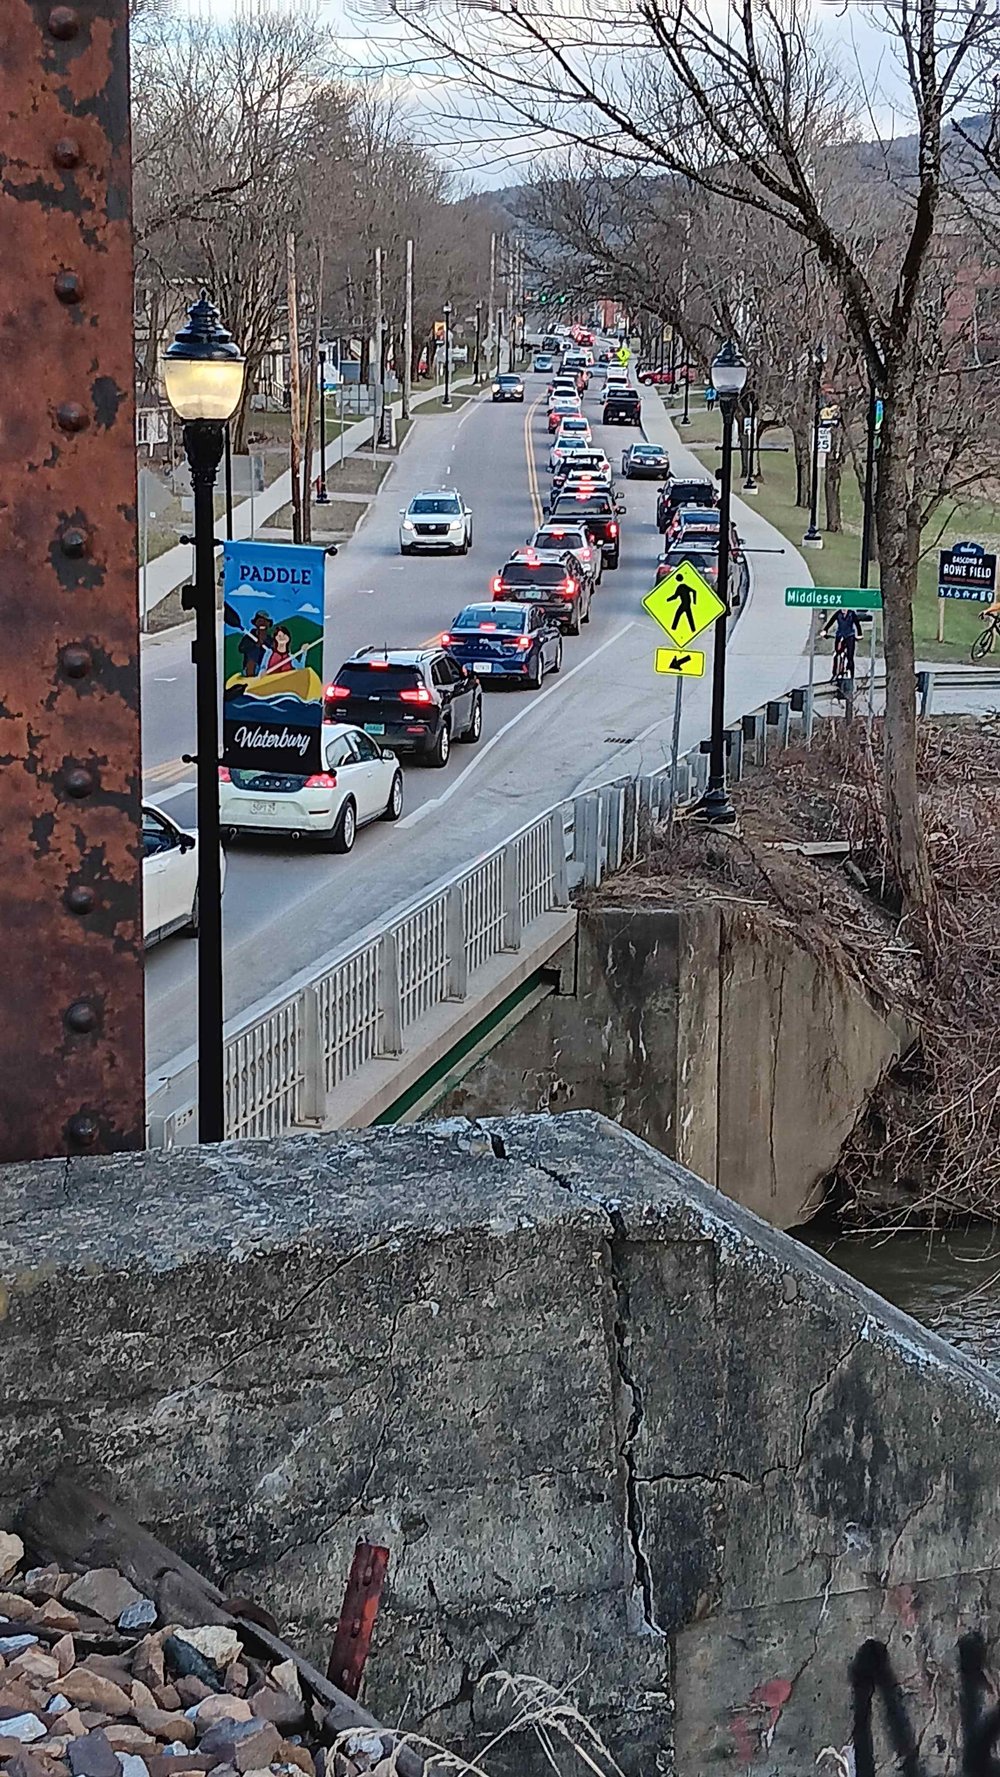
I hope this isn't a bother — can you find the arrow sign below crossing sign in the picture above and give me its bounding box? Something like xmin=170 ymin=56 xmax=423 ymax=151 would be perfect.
xmin=654 ymin=648 xmax=705 ymax=677
xmin=643 ymin=561 xmax=726 ymax=645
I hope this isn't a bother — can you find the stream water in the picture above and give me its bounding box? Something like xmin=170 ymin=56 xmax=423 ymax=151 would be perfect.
xmin=802 ymin=1219 xmax=1000 ymax=1371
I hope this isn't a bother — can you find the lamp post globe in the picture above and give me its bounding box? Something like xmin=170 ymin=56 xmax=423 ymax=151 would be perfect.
xmin=695 ymin=338 xmax=748 ymax=828
xmin=164 ymin=291 xmax=246 ymax=1145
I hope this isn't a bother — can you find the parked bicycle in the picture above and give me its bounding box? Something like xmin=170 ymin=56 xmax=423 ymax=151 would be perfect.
xmin=971 ymin=607 xmax=1000 ymax=661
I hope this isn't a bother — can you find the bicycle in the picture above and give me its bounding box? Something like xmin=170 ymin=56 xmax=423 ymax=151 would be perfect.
xmin=831 ymin=638 xmax=854 ymax=701
xmin=971 ymin=608 xmax=1000 ymax=661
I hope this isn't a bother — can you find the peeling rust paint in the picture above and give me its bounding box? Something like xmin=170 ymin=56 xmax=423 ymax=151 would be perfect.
xmin=0 ymin=0 xmax=144 ymax=1161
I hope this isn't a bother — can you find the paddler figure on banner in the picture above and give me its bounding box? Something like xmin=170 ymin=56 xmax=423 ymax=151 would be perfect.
xmin=221 ymin=539 xmax=327 ymax=777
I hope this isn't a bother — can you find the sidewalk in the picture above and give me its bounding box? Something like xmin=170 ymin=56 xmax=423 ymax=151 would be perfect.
xmin=141 ymin=375 xmax=480 ymax=622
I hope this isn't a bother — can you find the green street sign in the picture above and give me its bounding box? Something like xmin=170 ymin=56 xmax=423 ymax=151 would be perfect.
xmin=785 ymin=585 xmax=882 ymax=609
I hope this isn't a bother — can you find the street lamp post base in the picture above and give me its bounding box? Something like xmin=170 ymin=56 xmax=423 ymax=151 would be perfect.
xmin=691 ymin=783 xmax=737 ymax=826
xmin=441 ymin=398 xmax=453 ymax=409
xmin=316 ymin=488 xmax=330 ymax=505
xmin=802 ymin=530 xmax=824 ymax=548
xmin=742 ymin=480 xmax=759 ymax=495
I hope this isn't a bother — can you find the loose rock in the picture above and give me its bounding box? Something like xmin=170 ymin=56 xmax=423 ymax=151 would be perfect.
xmin=0 ymin=1534 xmax=25 ymax=1582
xmin=63 ymin=1575 xmax=144 ymax=1628
xmin=60 ymin=1671 xmax=133 ymax=1716
xmin=118 ymin=1602 xmax=157 ymax=1636
xmin=194 ymin=1698 xmax=252 ymax=1730
xmin=68 ymin=1727 xmax=121 ymax=1777
xmin=2 ymin=1714 xmax=48 ymax=1744
xmin=171 ymin=1631 xmax=240 ymax=1675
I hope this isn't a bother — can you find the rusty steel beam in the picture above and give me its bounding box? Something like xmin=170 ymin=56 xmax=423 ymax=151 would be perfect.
xmin=327 ymin=1539 xmax=390 ymax=1698
xmin=0 ymin=0 xmax=144 ymax=1160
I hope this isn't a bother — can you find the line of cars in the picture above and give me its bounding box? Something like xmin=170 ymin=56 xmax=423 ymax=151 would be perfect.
xmin=652 ymin=472 xmax=749 ymax=605
xmin=185 ymin=336 xmax=633 ymax=870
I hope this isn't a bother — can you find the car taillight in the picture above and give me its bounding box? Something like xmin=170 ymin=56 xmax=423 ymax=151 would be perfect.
xmin=491 ymin=576 xmax=503 ymax=594
xmin=305 ymin=772 xmax=338 ymax=789
xmin=325 ymin=684 xmax=350 ymax=700
xmin=515 ymin=636 xmax=532 ymax=650
xmin=399 ymin=686 xmax=433 ymax=704
xmin=609 ymin=522 xmax=619 ymax=536
xmin=560 ymin=578 xmax=577 ymax=597
xmin=218 ymin=766 xmax=231 ymax=782
xmin=440 ymin=633 xmax=451 ymax=645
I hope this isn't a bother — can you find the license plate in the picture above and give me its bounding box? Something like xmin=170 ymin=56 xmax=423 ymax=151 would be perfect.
xmin=521 ymin=586 xmax=547 ymax=599
xmin=250 ymin=800 xmax=277 ymax=816
xmin=473 ymin=661 xmax=493 ymax=673
xmin=364 ymin=723 xmax=385 ymax=735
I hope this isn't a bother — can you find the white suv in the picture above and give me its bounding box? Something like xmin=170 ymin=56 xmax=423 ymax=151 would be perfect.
xmin=399 ymin=489 xmax=473 ymax=555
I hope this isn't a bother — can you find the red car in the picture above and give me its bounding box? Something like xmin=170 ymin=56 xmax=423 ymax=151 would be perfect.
xmin=637 ymin=364 xmax=698 ymax=386
xmin=548 ymin=398 xmax=581 ymax=433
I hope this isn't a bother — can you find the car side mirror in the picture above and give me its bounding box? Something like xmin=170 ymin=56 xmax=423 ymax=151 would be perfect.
xmin=178 ymin=833 xmax=196 ymax=853
xmin=617 ymin=502 xmax=627 ymax=516
xmin=382 ymin=747 xmax=395 ymax=761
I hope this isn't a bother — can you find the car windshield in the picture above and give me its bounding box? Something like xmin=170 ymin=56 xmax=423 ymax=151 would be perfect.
xmin=670 ymin=485 xmax=714 ymax=502
xmin=230 ymin=769 xmax=308 ymax=790
xmin=336 ymin=663 xmax=421 ymax=691
xmin=410 ymin=497 xmax=461 ymax=515
xmin=454 ymin=606 xmax=526 ymax=631
xmin=634 ymin=446 xmax=663 ymax=457
xmin=536 ymin=530 xmax=584 ymax=548
xmin=678 ymin=510 xmax=720 ymax=526
xmin=666 ymin=552 xmax=717 ymax=572
xmin=556 ymin=497 xmax=613 ymax=516
xmin=498 ymin=376 xmax=520 ymax=385
xmin=502 ymin=563 xmax=566 ymax=587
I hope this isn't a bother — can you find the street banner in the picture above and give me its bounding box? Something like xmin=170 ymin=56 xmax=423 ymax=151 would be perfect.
xmin=221 ymin=539 xmax=326 ymax=776
xmin=937 ymin=540 xmax=997 ymax=601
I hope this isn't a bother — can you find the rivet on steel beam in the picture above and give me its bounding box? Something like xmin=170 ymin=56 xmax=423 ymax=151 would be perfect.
xmin=61 ymin=645 xmax=91 ymax=679
xmin=64 ymin=885 xmax=96 ymax=916
xmin=65 ymin=1000 xmax=98 ymax=1035
xmin=56 ymin=401 xmax=89 ymax=433
xmin=53 ymin=137 xmax=82 ymax=169
xmin=66 ymin=1112 xmax=99 ymax=1147
xmin=48 ymin=7 xmax=80 ymax=39
xmin=59 ymin=525 xmax=88 ymax=558
xmin=54 ymin=270 xmax=84 ymax=304
xmin=64 ymin=767 xmax=95 ymax=799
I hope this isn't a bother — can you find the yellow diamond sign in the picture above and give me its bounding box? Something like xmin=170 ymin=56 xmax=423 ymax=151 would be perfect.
xmin=643 ymin=562 xmax=726 ymax=646
xmin=654 ymin=648 xmax=705 ymax=677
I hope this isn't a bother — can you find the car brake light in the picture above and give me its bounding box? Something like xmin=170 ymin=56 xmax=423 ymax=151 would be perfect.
xmin=492 ymin=575 xmax=503 ymax=594
xmin=479 ymin=621 xmax=497 ymax=630
xmin=515 ymin=636 xmax=532 ymax=650
xmin=218 ymin=766 xmax=231 ymax=782
xmin=325 ymin=684 xmax=350 ymax=700
xmin=440 ymin=633 xmax=451 ymax=645
xmin=609 ymin=522 xmax=619 ymax=536
xmin=400 ymin=686 xmax=433 ymax=704
xmin=560 ymin=578 xmax=577 ymax=596
xmin=367 ymin=659 xmax=389 ymax=668
xmin=305 ymin=772 xmax=338 ymax=789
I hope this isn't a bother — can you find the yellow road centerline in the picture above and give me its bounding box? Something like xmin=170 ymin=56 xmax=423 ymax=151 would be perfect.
xmin=524 ymin=395 xmax=543 ymax=528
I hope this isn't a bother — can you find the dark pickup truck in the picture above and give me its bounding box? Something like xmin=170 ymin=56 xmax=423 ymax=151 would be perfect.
xmin=548 ymin=488 xmax=625 ymax=570
xmin=602 ymin=386 xmax=642 ymax=426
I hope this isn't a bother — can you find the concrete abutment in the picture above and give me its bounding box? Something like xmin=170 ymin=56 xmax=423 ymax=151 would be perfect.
xmin=2 ymin=1113 xmax=997 ymax=1774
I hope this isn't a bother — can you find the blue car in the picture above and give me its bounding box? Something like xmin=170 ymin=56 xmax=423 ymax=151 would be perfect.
xmin=442 ymin=602 xmax=563 ymax=688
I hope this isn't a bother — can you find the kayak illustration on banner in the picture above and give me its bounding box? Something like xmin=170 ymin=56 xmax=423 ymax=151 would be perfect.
xmin=221 ymin=539 xmax=327 ymax=776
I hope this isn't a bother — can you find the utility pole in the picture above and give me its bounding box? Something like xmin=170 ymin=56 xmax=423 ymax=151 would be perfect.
xmin=373 ymin=245 xmax=384 ymax=454
xmin=403 ymin=237 xmax=413 ymax=422
xmin=287 ymin=231 xmax=303 ymax=545
xmin=506 ymin=238 xmax=514 ymax=373
xmin=487 ymin=232 xmax=496 ymax=371
xmin=474 ymin=299 xmax=483 ymax=383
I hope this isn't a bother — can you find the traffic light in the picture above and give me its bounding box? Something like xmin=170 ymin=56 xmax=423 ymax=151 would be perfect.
xmin=559 ymin=294 xmax=567 ymax=304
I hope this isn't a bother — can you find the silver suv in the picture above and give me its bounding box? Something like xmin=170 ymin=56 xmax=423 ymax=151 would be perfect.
xmin=399 ymin=489 xmax=473 ymax=556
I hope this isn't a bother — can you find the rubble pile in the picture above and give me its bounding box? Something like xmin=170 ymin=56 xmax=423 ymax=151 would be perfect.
xmin=0 ymin=1536 xmax=394 ymax=1777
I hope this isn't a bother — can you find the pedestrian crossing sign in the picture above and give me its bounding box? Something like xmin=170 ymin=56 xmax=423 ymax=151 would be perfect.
xmin=643 ymin=562 xmax=727 ymax=646
xmin=654 ymin=648 xmax=705 ymax=677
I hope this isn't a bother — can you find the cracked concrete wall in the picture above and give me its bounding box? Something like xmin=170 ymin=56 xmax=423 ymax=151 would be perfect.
xmin=437 ymin=905 xmax=907 ymax=1229
xmin=3 ymin=1113 xmax=999 ymax=1775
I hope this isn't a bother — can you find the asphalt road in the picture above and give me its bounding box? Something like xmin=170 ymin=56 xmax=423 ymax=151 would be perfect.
xmin=143 ymin=358 xmax=814 ymax=1079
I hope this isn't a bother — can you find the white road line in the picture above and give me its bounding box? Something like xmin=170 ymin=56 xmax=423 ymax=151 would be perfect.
xmin=154 ymin=676 xmax=178 ymax=683
xmin=397 ymin=620 xmax=636 ymax=830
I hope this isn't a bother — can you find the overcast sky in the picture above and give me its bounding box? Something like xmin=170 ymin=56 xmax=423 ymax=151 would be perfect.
xmin=164 ymin=0 xmax=921 ymax=188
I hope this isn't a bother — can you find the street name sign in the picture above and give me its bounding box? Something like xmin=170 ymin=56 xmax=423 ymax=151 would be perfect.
xmin=643 ymin=562 xmax=727 ymax=645
xmin=938 ymin=541 xmax=997 ymax=602
xmin=654 ymin=648 xmax=705 ymax=677
xmin=785 ymin=586 xmax=882 ymax=609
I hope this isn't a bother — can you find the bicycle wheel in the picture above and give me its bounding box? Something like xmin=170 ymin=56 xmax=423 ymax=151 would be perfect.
xmin=971 ymin=624 xmax=996 ymax=662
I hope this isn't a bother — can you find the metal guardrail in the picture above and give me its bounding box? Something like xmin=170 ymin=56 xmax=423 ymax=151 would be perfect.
xmin=147 ymin=664 xmax=971 ymax=1147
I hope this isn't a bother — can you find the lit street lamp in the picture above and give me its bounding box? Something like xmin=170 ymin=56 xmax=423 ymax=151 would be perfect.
xmin=442 ymin=301 xmax=453 ymax=408
xmin=802 ymin=341 xmax=826 ymax=547
xmin=163 ymin=291 xmax=245 ymax=1143
xmin=695 ymin=338 xmax=747 ymax=827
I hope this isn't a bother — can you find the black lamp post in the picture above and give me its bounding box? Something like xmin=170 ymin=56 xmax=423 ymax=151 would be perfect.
xmin=474 ymin=299 xmax=483 ymax=384
xmin=680 ymin=351 xmax=692 ymax=426
xmin=163 ymin=292 xmax=246 ymax=1144
xmin=695 ymin=339 xmax=747 ymax=827
xmin=317 ymin=350 xmax=330 ymax=503
xmin=442 ymin=301 xmax=453 ymax=408
xmin=860 ymin=378 xmax=879 ymax=586
xmin=742 ymin=388 xmax=758 ymax=494
xmin=802 ymin=341 xmax=826 ymax=547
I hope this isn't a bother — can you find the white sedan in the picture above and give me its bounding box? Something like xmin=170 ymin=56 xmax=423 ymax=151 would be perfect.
xmin=555 ymin=415 xmax=593 ymax=449
xmin=143 ymin=802 xmax=224 ymax=947
xmin=219 ymin=723 xmax=403 ymax=852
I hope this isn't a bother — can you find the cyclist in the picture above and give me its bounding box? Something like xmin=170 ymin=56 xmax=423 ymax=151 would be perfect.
xmin=822 ymin=607 xmax=863 ymax=681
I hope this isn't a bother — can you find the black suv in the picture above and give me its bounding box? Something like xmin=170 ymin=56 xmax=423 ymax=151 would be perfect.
xmin=493 ymin=549 xmax=592 ymax=635
xmin=547 ymin=487 xmax=625 ymax=569
xmin=324 ymin=647 xmax=482 ymax=768
xmin=602 ymin=386 xmax=642 ymax=426
xmin=656 ymin=476 xmax=718 ymax=534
